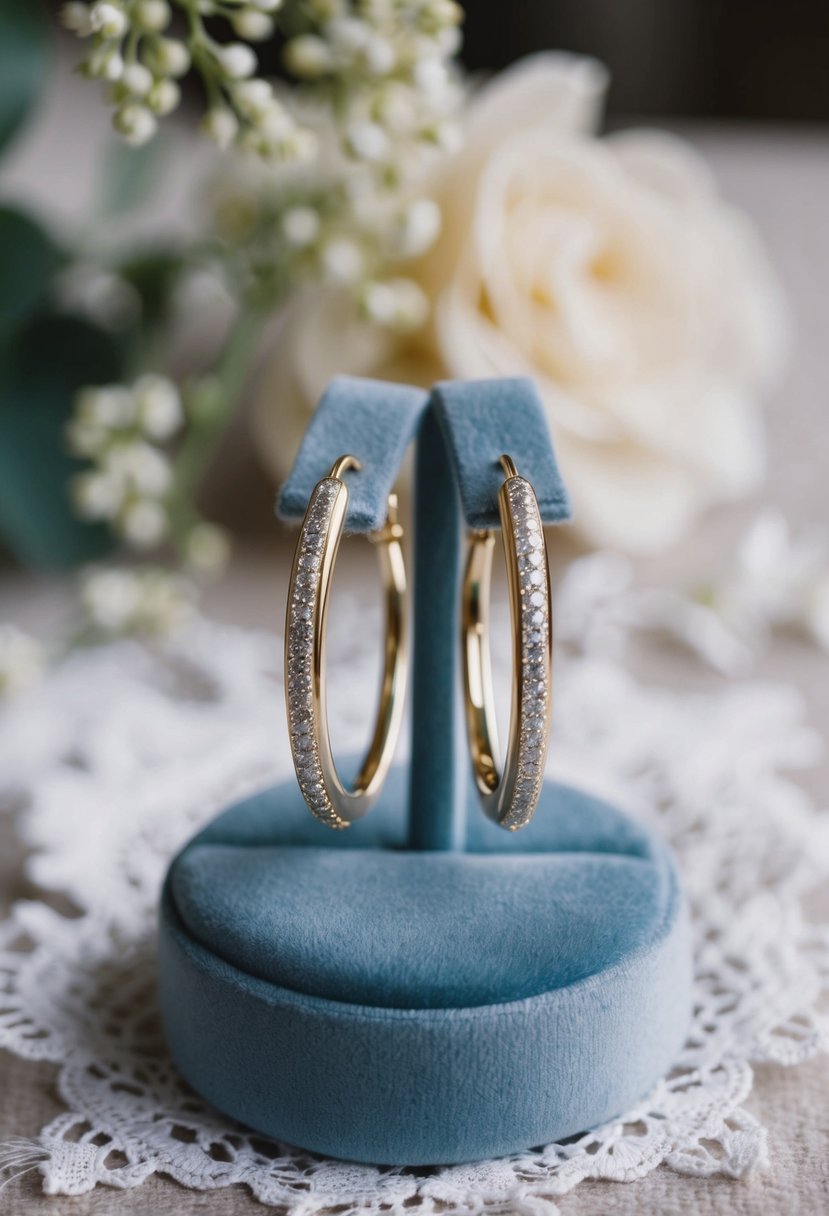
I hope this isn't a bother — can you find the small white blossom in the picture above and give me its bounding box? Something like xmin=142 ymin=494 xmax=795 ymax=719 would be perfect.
xmin=280 ymin=128 xmax=318 ymax=162
xmin=80 ymin=567 xmax=194 ymax=636
xmin=362 ymin=277 xmax=428 ymax=330
xmin=431 ymin=118 xmax=462 ymax=153
xmin=121 ymin=62 xmax=154 ymax=97
xmin=232 ymin=9 xmax=274 ymax=41
xmin=257 ymin=103 xmax=293 ymax=142
xmin=121 ymin=499 xmax=169 ymax=548
xmin=76 ymin=385 xmax=135 ymax=429
xmin=326 ymin=17 xmax=370 ymax=59
xmin=134 ymin=374 xmax=183 ymax=439
xmin=393 ymin=198 xmax=441 ymax=257
xmin=144 ymin=37 xmax=191 ymax=77
xmin=216 ymin=42 xmax=258 ymax=79
xmin=107 ymin=442 xmax=172 ymax=497
xmin=364 ymin=36 xmax=396 ymax=75
xmin=247 ymin=0 xmax=282 ymax=9
xmin=281 ymin=206 xmax=320 ymax=248
xmin=86 ymin=45 xmax=124 ymax=81
xmin=72 ymin=470 xmax=125 ymax=520
xmin=203 ymin=107 xmax=239 ymax=149
xmin=186 ymin=522 xmax=230 ymax=574
xmin=320 ymin=237 xmax=364 ymax=284
xmin=90 ymin=2 xmax=128 ymax=38
xmin=81 ymin=568 xmax=142 ymax=631
xmin=148 ymin=79 xmax=181 ymax=115
xmin=346 ymin=121 xmax=389 ymax=162
xmin=61 ymin=3 xmax=94 ymax=36
xmin=133 ymin=0 xmax=171 ymax=33
xmin=284 ymin=35 xmax=334 ymax=78
xmin=233 ymin=78 xmax=274 ymax=121
xmin=113 ymin=103 xmax=158 ymax=146
xmin=0 ymin=626 xmax=45 ymax=699
xmin=66 ymin=416 xmax=108 ymax=458
xmin=413 ymin=57 xmax=449 ymax=98
xmin=136 ymin=571 xmax=195 ymax=633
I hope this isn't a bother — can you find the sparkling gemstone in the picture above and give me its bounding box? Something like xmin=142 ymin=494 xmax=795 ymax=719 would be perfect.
xmin=529 ymin=591 xmax=544 ymax=607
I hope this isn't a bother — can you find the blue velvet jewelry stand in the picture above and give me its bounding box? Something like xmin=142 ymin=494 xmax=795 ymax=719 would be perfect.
xmin=158 ymin=375 xmax=692 ymax=1166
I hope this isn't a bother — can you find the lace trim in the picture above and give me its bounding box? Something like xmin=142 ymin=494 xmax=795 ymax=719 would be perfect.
xmin=0 ymin=596 xmax=827 ymax=1211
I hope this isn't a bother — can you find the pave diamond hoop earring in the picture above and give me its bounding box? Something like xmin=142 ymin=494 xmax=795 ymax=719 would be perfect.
xmin=285 ymin=456 xmax=407 ymax=828
xmin=462 ymin=455 xmax=553 ymax=831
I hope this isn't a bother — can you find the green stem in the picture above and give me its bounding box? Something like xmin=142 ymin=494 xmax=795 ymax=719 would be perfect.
xmin=167 ymin=306 xmax=266 ymax=552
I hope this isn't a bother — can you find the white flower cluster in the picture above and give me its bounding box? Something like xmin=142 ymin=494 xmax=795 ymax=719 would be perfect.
xmin=62 ymin=1 xmax=190 ymax=146
xmin=62 ymin=0 xmax=461 ymax=165
xmin=79 ymin=566 xmax=196 ymax=636
xmin=0 ymin=625 xmax=45 ymax=701
xmin=64 ymin=0 xmax=463 ymax=330
xmin=61 ymin=0 xmax=310 ymax=157
xmin=68 ymin=375 xmax=183 ymax=550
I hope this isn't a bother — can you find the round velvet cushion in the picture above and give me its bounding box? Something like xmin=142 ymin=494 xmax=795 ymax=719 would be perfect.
xmin=158 ymin=768 xmax=691 ymax=1165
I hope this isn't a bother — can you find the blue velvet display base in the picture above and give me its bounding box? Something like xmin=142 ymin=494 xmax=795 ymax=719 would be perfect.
xmin=158 ymin=769 xmax=691 ymax=1166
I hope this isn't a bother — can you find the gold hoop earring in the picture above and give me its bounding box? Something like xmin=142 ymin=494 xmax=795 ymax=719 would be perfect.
xmin=285 ymin=456 xmax=407 ymax=828
xmin=462 ymin=455 xmax=552 ymax=830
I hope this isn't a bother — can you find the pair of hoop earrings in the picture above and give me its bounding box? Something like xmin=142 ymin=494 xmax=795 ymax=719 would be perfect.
xmin=284 ymin=455 xmax=552 ymax=832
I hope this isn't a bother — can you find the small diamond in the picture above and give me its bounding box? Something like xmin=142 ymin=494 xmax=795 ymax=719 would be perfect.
xmin=529 ymin=591 xmax=544 ymax=607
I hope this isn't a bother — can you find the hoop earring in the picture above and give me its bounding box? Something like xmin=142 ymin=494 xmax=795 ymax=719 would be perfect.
xmin=462 ymin=455 xmax=552 ymax=830
xmin=285 ymin=456 xmax=407 ymax=828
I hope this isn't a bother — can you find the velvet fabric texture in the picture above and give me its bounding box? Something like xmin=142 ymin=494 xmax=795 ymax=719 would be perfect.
xmin=431 ymin=377 xmax=572 ymax=529
xmin=277 ymin=375 xmax=429 ymax=532
xmin=159 ymin=769 xmax=692 ymax=1165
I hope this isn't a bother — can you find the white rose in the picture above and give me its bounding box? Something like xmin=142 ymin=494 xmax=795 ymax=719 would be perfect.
xmin=255 ymin=53 xmax=787 ymax=553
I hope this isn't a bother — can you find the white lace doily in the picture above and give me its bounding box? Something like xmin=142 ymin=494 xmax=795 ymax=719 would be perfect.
xmin=1 ymin=559 xmax=828 ymax=1213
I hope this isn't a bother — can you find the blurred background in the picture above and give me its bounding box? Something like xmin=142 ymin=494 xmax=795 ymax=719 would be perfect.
xmin=1 ymin=0 xmax=827 ymax=673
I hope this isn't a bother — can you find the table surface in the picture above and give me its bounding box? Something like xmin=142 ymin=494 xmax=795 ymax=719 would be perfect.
xmin=2 ymin=103 xmax=829 ymax=1215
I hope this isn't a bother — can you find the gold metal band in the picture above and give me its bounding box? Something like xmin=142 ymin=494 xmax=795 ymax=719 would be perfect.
xmin=285 ymin=456 xmax=407 ymax=828
xmin=462 ymin=456 xmax=553 ymax=830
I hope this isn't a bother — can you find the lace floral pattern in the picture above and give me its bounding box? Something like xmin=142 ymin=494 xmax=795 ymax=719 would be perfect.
xmin=1 ymin=567 xmax=828 ymax=1212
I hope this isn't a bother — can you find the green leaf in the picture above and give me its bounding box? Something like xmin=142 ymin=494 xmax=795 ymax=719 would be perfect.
xmin=0 ymin=312 xmax=124 ymax=569
xmin=0 ymin=206 xmax=64 ymax=335
xmin=0 ymin=0 xmax=51 ymax=158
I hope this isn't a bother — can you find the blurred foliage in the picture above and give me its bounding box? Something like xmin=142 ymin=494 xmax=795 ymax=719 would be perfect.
xmin=0 ymin=312 xmax=124 ymax=568
xmin=0 ymin=0 xmax=50 ymax=156
xmin=0 ymin=206 xmax=65 ymax=332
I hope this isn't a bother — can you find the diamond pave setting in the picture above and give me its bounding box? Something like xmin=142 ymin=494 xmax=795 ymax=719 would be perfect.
xmin=285 ymin=477 xmax=347 ymax=829
xmin=502 ymin=475 xmax=551 ymax=829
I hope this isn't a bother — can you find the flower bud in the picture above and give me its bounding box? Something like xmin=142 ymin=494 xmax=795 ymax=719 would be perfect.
xmin=232 ymin=9 xmax=274 ymax=41
xmin=90 ymin=2 xmax=128 ymax=38
xmin=281 ymin=206 xmax=320 ymax=248
xmin=133 ymin=0 xmax=171 ymax=33
xmin=134 ymin=374 xmax=183 ymax=439
xmin=121 ymin=62 xmax=154 ymax=97
xmin=320 ymin=238 xmax=364 ymax=285
xmin=148 ymin=79 xmax=181 ymax=115
xmin=61 ymin=3 xmax=94 ymax=36
xmin=283 ymin=35 xmax=333 ymax=78
xmin=144 ymin=37 xmax=191 ymax=77
xmin=216 ymin=43 xmax=258 ymax=79
xmin=113 ymin=103 xmax=158 ymax=145
xmin=202 ymin=107 xmax=239 ymax=150
xmin=121 ymin=499 xmax=168 ymax=548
